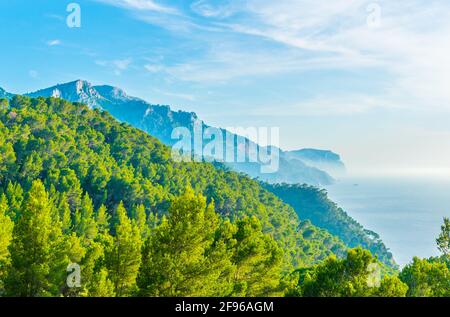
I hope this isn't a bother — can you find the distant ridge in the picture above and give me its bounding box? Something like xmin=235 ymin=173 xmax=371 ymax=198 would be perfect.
xmin=285 ymin=149 xmax=346 ymax=177
xmin=26 ymin=80 xmax=113 ymax=109
xmin=2 ymin=80 xmax=344 ymax=185
xmin=0 ymin=86 xmax=13 ymax=100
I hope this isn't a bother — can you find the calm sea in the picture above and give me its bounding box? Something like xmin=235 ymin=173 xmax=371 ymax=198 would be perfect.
xmin=325 ymin=176 xmax=450 ymax=267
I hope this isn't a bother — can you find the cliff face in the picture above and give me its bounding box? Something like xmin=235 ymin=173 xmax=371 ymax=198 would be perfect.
xmin=285 ymin=149 xmax=346 ymax=178
xmin=5 ymin=80 xmax=340 ymax=186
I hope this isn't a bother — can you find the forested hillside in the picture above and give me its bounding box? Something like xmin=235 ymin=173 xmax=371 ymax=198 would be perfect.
xmin=23 ymin=80 xmax=335 ymax=186
xmin=263 ymin=183 xmax=397 ymax=269
xmin=0 ymin=95 xmax=346 ymax=296
xmin=1 ymin=95 xmax=449 ymax=297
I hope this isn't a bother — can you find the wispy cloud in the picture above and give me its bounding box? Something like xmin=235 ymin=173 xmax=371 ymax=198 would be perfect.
xmin=216 ymin=0 xmax=450 ymax=110
xmin=96 ymin=58 xmax=132 ymax=75
xmin=113 ymin=58 xmax=132 ymax=71
xmin=144 ymin=64 xmax=164 ymax=73
xmin=97 ymin=0 xmax=224 ymax=33
xmin=47 ymin=39 xmax=62 ymax=46
xmin=98 ymin=0 xmax=450 ymax=113
xmin=143 ymin=42 xmax=382 ymax=84
xmin=95 ymin=0 xmax=178 ymax=14
xmin=190 ymin=0 xmax=238 ymax=18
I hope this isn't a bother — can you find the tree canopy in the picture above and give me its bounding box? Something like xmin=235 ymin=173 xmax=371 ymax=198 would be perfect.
xmin=0 ymin=96 xmax=448 ymax=297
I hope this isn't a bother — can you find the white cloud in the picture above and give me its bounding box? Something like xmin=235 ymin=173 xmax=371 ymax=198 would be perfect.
xmin=113 ymin=58 xmax=132 ymax=70
xmin=226 ymin=1 xmax=450 ymax=111
xmin=96 ymin=0 xmax=178 ymax=14
xmin=47 ymin=39 xmax=61 ymax=46
xmin=144 ymin=43 xmax=382 ymax=85
xmin=144 ymin=64 xmax=163 ymax=73
xmin=219 ymin=0 xmax=450 ymax=111
xmin=100 ymin=0 xmax=450 ymax=113
xmin=190 ymin=0 xmax=237 ymax=18
xmin=96 ymin=58 xmax=132 ymax=75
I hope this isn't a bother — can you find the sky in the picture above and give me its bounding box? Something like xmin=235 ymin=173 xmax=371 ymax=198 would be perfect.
xmin=1 ymin=0 xmax=450 ymax=175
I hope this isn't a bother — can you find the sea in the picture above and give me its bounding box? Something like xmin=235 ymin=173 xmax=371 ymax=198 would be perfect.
xmin=325 ymin=175 xmax=450 ymax=267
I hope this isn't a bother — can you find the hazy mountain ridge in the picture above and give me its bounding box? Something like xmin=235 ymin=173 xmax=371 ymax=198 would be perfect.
xmin=2 ymin=80 xmax=342 ymax=186
xmin=0 ymin=83 xmax=396 ymax=269
xmin=285 ymin=149 xmax=346 ymax=177
xmin=0 ymin=87 xmax=13 ymax=100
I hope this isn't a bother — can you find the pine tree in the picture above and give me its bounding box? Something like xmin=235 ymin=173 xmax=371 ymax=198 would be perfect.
xmin=400 ymin=257 xmax=450 ymax=297
xmin=5 ymin=180 xmax=66 ymax=296
xmin=301 ymin=248 xmax=375 ymax=297
xmin=106 ymin=202 xmax=142 ymax=296
xmin=132 ymin=204 xmax=150 ymax=239
xmin=0 ymin=194 xmax=13 ymax=294
xmin=93 ymin=205 xmax=115 ymax=297
xmin=437 ymin=217 xmax=450 ymax=258
xmin=64 ymin=233 xmax=86 ymax=297
xmin=147 ymin=211 xmax=160 ymax=230
xmin=0 ymin=98 xmax=8 ymax=111
xmin=57 ymin=193 xmax=72 ymax=234
xmin=298 ymin=248 xmax=408 ymax=297
xmin=47 ymin=190 xmax=70 ymax=296
xmin=5 ymin=182 xmax=23 ymax=220
xmin=89 ymin=268 xmax=115 ymax=297
xmin=231 ymin=216 xmax=283 ymax=296
xmin=375 ymin=275 xmax=408 ymax=297
xmin=71 ymin=199 xmax=111 ymax=296
xmin=137 ymin=189 xmax=234 ymax=297
xmin=74 ymin=193 xmax=98 ymax=240
xmin=0 ymin=134 xmax=16 ymax=186
xmin=96 ymin=205 xmax=110 ymax=235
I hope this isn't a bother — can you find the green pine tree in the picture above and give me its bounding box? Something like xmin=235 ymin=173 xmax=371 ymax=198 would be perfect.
xmin=137 ymin=189 xmax=234 ymax=297
xmin=89 ymin=268 xmax=115 ymax=297
xmin=400 ymin=257 xmax=450 ymax=297
xmin=132 ymin=204 xmax=150 ymax=239
xmin=297 ymin=248 xmax=407 ymax=297
xmin=231 ymin=216 xmax=283 ymax=296
xmin=437 ymin=217 xmax=450 ymax=258
xmin=106 ymin=202 xmax=142 ymax=296
xmin=74 ymin=193 xmax=98 ymax=240
xmin=0 ymin=194 xmax=14 ymax=294
xmin=5 ymin=182 xmax=23 ymax=220
xmin=96 ymin=205 xmax=110 ymax=235
xmin=5 ymin=180 xmax=67 ymax=296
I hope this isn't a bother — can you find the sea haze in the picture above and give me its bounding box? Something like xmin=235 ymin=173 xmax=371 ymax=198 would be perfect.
xmin=325 ymin=175 xmax=450 ymax=267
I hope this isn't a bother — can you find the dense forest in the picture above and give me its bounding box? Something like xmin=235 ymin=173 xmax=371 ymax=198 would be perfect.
xmin=0 ymin=96 xmax=449 ymax=297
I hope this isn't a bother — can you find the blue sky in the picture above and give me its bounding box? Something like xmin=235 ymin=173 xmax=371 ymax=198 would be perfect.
xmin=2 ymin=0 xmax=450 ymax=174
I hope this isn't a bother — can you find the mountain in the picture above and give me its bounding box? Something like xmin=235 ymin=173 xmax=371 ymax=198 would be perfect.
xmin=27 ymin=80 xmax=198 ymax=146
xmin=284 ymin=149 xmax=346 ymax=178
xmin=0 ymin=87 xmax=397 ymax=269
xmin=0 ymin=94 xmax=348 ymax=272
xmin=0 ymin=94 xmax=442 ymax=296
xmin=24 ymin=80 xmax=336 ymax=186
xmin=0 ymin=87 xmax=13 ymax=99
xmin=27 ymin=80 xmax=104 ymax=108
